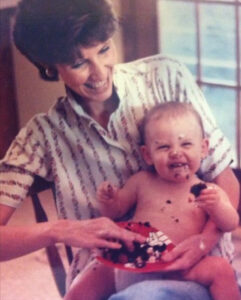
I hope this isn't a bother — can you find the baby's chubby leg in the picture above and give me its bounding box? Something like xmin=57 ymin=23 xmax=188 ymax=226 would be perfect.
xmin=64 ymin=259 xmax=115 ymax=300
xmin=183 ymin=256 xmax=241 ymax=300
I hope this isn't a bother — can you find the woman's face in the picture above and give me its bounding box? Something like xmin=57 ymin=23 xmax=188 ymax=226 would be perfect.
xmin=56 ymin=39 xmax=117 ymax=104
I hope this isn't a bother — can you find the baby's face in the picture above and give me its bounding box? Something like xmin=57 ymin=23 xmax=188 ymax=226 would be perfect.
xmin=142 ymin=113 xmax=208 ymax=183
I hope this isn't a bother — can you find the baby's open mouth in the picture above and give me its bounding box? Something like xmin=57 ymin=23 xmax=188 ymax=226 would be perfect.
xmin=169 ymin=162 xmax=188 ymax=169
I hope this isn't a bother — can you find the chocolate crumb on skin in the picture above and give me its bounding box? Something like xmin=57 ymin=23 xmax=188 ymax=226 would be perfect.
xmin=171 ymin=216 xmax=180 ymax=223
xmin=188 ymin=197 xmax=193 ymax=203
xmin=160 ymin=206 xmax=166 ymax=212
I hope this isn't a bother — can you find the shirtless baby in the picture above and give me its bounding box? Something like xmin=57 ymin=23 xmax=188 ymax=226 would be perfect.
xmin=97 ymin=102 xmax=240 ymax=300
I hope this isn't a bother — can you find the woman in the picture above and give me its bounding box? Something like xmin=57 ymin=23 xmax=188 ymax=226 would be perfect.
xmin=0 ymin=0 xmax=239 ymax=299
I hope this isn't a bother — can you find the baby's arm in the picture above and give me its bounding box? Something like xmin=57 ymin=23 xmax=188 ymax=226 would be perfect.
xmin=195 ymin=183 xmax=239 ymax=232
xmin=97 ymin=173 xmax=140 ymax=220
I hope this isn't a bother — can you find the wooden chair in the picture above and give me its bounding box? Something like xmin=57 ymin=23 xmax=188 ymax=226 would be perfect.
xmin=29 ymin=176 xmax=73 ymax=297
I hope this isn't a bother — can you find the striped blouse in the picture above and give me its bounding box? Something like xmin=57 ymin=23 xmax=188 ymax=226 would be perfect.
xmin=0 ymin=55 xmax=235 ymax=281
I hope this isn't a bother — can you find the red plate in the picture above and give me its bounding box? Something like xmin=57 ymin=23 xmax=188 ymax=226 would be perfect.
xmin=96 ymin=221 xmax=175 ymax=273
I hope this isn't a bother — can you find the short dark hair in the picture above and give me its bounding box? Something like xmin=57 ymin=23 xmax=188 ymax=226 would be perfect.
xmin=13 ymin=0 xmax=118 ymax=80
xmin=139 ymin=102 xmax=205 ymax=145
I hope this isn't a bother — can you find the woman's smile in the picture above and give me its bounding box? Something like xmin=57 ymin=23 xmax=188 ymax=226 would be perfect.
xmin=84 ymin=78 xmax=110 ymax=94
xmin=85 ymin=79 xmax=107 ymax=89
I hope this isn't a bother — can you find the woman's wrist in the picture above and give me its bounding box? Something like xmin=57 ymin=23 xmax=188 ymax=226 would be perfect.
xmin=48 ymin=219 xmax=68 ymax=245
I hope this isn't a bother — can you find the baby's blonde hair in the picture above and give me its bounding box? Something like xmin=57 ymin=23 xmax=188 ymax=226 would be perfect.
xmin=139 ymin=102 xmax=205 ymax=145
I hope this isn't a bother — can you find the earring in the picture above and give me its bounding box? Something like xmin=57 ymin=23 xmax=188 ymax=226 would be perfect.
xmin=43 ymin=67 xmax=58 ymax=81
xmin=45 ymin=68 xmax=53 ymax=77
xmin=45 ymin=67 xmax=57 ymax=77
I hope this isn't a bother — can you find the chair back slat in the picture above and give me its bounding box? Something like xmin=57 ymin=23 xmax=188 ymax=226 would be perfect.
xmin=30 ymin=175 xmax=72 ymax=297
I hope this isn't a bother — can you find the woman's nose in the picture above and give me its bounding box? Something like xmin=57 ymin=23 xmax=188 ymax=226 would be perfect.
xmin=90 ymin=60 xmax=106 ymax=80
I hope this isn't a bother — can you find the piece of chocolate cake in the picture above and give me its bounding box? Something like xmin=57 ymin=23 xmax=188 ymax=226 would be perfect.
xmin=190 ymin=182 xmax=207 ymax=197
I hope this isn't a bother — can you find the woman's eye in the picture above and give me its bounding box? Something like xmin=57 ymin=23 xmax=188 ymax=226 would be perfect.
xmin=71 ymin=61 xmax=87 ymax=69
xmin=100 ymin=45 xmax=110 ymax=54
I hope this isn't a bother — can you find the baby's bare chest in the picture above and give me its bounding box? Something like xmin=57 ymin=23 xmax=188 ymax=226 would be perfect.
xmin=132 ymin=188 xmax=207 ymax=243
xmin=135 ymin=189 xmax=198 ymax=218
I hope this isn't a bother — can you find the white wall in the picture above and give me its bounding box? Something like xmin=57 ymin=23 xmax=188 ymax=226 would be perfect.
xmin=12 ymin=0 xmax=124 ymax=127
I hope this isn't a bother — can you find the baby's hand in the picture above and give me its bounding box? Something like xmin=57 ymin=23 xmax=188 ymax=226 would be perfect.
xmin=97 ymin=181 xmax=118 ymax=204
xmin=194 ymin=185 xmax=221 ymax=212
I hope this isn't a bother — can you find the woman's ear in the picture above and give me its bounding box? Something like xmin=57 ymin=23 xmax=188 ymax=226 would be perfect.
xmin=37 ymin=63 xmax=59 ymax=81
xmin=140 ymin=145 xmax=153 ymax=165
xmin=201 ymin=138 xmax=209 ymax=160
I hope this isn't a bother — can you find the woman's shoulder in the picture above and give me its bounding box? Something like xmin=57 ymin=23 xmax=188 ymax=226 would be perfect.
xmin=21 ymin=96 xmax=67 ymax=133
xmin=115 ymin=54 xmax=184 ymax=75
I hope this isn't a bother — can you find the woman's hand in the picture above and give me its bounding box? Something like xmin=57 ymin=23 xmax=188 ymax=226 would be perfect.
xmin=161 ymin=226 xmax=221 ymax=271
xmin=0 ymin=215 xmax=145 ymax=261
xmin=53 ymin=217 xmax=146 ymax=250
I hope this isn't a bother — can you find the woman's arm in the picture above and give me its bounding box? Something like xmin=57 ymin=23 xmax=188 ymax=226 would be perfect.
xmin=0 ymin=203 xmax=54 ymax=260
xmin=0 ymin=203 xmax=145 ymax=261
xmin=212 ymin=166 xmax=240 ymax=209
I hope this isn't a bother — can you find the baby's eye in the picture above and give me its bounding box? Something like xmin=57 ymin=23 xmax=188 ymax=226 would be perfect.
xmin=182 ymin=142 xmax=192 ymax=147
xmin=157 ymin=145 xmax=170 ymax=150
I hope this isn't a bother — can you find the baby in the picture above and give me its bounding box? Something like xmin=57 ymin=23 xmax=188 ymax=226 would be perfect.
xmin=97 ymin=102 xmax=240 ymax=300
